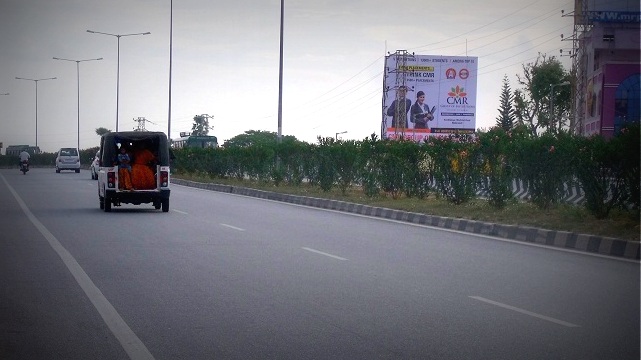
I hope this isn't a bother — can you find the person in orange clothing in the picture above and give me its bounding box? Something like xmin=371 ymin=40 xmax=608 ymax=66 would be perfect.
xmin=117 ymin=146 xmax=133 ymax=190
xmin=131 ymin=145 xmax=157 ymax=190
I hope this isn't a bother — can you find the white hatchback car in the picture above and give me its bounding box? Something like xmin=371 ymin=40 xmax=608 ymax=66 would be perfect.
xmin=55 ymin=147 xmax=81 ymax=173
xmin=90 ymin=151 xmax=100 ymax=180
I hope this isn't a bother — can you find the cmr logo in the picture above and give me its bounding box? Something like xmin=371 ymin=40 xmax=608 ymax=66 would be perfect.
xmin=446 ymin=85 xmax=468 ymax=104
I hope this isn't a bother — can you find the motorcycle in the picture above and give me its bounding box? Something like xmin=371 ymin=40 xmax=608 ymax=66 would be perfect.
xmin=20 ymin=160 xmax=29 ymax=175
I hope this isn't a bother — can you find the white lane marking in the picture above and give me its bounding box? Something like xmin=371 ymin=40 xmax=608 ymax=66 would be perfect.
xmin=302 ymin=247 xmax=348 ymax=261
xmin=172 ymin=209 xmax=188 ymax=215
xmin=220 ymin=223 xmax=245 ymax=231
xmin=1 ymin=174 xmax=155 ymax=360
xmin=175 ymin=184 xmax=636 ymax=263
xmin=469 ymin=296 xmax=580 ymax=328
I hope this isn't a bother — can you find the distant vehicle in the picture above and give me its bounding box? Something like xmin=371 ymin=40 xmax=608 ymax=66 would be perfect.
xmin=90 ymin=151 xmax=100 ymax=180
xmin=20 ymin=160 xmax=29 ymax=175
xmin=172 ymin=133 xmax=218 ymax=149
xmin=6 ymin=145 xmax=40 ymax=156
xmin=55 ymin=148 xmax=80 ymax=173
xmin=98 ymin=131 xmax=171 ymax=212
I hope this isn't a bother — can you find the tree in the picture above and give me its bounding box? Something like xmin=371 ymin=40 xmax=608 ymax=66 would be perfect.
xmin=495 ymin=75 xmax=515 ymax=131
xmin=514 ymin=54 xmax=571 ymax=136
xmin=95 ymin=127 xmax=111 ymax=136
xmin=223 ymin=130 xmax=299 ymax=147
xmin=191 ymin=114 xmax=213 ymax=136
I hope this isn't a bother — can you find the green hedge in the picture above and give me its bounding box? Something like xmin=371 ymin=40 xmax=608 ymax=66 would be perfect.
xmin=169 ymin=125 xmax=641 ymax=218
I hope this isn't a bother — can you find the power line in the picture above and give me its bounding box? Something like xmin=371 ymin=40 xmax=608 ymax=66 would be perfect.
xmin=408 ymin=0 xmax=564 ymax=53
xmin=133 ymin=117 xmax=157 ymax=131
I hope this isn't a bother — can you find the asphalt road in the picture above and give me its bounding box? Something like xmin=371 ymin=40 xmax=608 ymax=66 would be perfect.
xmin=1 ymin=168 xmax=639 ymax=359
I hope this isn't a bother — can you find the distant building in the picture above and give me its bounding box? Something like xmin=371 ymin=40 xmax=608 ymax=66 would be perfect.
xmin=5 ymin=145 xmax=41 ymax=156
xmin=573 ymin=0 xmax=640 ymax=137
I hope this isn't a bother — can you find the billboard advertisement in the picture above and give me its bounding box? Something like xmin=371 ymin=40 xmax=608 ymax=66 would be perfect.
xmin=382 ymin=53 xmax=478 ymax=142
xmin=576 ymin=0 xmax=641 ymax=24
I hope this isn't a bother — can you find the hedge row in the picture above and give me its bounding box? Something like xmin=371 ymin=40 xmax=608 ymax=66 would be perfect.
xmin=172 ymin=125 xmax=640 ymax=219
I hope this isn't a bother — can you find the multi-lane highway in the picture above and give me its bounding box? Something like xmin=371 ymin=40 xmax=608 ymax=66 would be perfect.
xmin=1 ymin=168 xmax=639 ymax=359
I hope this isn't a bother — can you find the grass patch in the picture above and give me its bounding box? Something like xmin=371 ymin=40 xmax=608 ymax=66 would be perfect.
xmin=175 ymin=173 xmax=640 ymax=242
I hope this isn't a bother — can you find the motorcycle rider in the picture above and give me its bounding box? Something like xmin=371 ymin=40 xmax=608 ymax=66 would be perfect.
xmin=19 ymin=150 xmax=30 ymax=170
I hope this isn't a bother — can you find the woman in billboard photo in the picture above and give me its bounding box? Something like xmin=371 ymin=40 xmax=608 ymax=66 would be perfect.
xmin=410 ymin=91 xmax=435 ymax=130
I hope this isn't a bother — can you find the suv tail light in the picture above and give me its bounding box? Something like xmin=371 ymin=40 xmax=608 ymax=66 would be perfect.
xmin=160 ymin=170 xmax=169 ymax=187
xmin=107 ymin=171 xmax=115 ymax=188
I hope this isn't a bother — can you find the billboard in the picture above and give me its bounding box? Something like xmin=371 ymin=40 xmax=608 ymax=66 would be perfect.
xmin=382 ymin=53 xmax=478 ymax=142
xmin=577 ymin=0 xmax=641 ymax=24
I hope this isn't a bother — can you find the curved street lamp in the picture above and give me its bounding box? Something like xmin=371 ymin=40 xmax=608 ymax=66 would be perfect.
xmin=53 ymin=57 xmax=103 ymax=150
xmin=335 ymin=131 xmax=347 ymax=140
xmin=86 ymin=30 xmax=151 ymax=131
xmin=15 ymin=76 xmax=57 ymax=149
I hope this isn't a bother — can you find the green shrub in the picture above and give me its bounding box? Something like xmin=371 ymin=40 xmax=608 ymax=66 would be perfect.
xmin=512 ymin=132 xmax=574 ymax=210
xmin=478 ymin=128 xmax=514 ymax=209
xmin=427 ymin=134 xmax=481 ymax=204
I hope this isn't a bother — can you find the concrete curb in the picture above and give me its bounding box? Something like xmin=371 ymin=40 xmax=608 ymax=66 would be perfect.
xmin=173 ymin=179 xmax=640 ymax=260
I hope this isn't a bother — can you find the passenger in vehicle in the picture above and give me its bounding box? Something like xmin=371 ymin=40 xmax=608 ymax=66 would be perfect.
xmin=131 ymin=144 xmax=157 ymax=190
xmin=117 ymin=146 xmax=133 ymax=190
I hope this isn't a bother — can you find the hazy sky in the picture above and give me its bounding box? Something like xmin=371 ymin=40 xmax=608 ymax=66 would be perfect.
xmin=0 ymin=0 xmax=578 ymax=153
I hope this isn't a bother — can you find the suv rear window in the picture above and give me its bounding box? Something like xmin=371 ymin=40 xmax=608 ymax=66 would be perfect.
xmin=60 ymin=148 xmax=78 ymax=156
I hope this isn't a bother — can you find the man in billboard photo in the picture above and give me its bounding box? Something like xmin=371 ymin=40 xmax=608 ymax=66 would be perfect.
xmin=386 ymin=85 xmax=412 ymax=129
xmin=410 ymin=90 xmax=435 ymax=130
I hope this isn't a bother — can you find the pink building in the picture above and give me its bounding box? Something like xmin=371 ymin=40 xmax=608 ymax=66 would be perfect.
xmin=575 ymin=1 xmax=640 ymax=137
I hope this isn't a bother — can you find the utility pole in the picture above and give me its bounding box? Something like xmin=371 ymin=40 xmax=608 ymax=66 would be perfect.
xmin=133 ymin=117 xmax=157 ymax=131
xmin=562 ymin=1 xmax=589 ymax=134
xmin=390 ymin=50 xmax=413 ymax=138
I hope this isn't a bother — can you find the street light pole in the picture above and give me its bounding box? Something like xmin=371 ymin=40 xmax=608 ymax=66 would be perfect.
xmin=277 ymin=0 xmax=284 ymax=143
xmin=549 ymin=81 xmax=571 ymax=133
xmin=168 ymin=0 xmax=173 ymax=141
xmin=87 ymin=30 xmax=151 ymax=132
xmin=335 ymin=131 xmax=347 ymax=140
xmin=53 ymin=57 xmax=103 ymax=150
xmin=15 ymin=77 xmax=57 ymax=149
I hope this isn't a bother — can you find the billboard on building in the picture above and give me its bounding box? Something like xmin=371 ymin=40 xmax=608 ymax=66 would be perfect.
xmin=382 ymin=52 xmax=478 ymax=142
xmin=576 ymin=0 xmax=641 ymax=24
